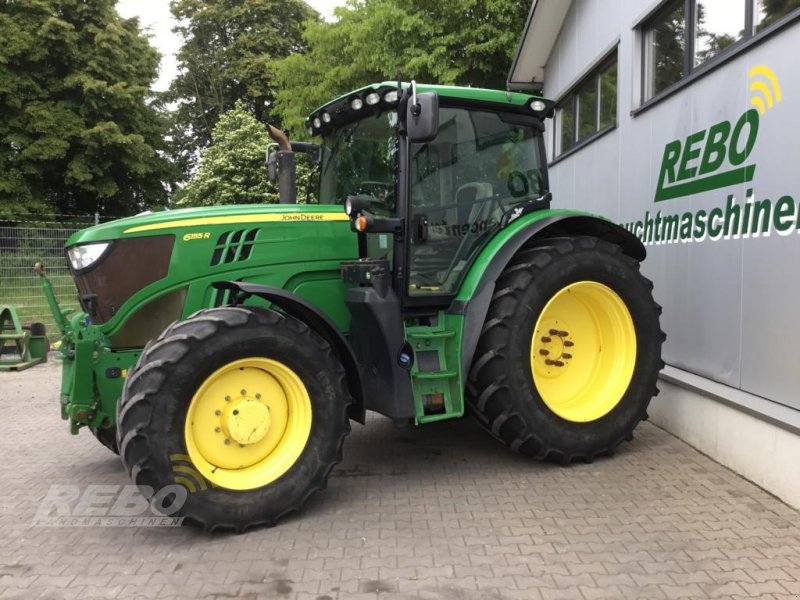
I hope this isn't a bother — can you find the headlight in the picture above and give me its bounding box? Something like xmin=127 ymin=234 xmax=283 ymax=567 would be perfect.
xmin=67 ymin=243 xmax=110 ymax=271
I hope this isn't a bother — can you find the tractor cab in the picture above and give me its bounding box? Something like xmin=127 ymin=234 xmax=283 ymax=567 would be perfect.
xmin=267 ymin=82 xmax=558 ymax=423
xmin=305 ymin=81 xmax=553 ymax=303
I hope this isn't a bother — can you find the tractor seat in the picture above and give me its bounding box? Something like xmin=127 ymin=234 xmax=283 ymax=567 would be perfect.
xmin=456 ymin=182 xmax=493 ymax=225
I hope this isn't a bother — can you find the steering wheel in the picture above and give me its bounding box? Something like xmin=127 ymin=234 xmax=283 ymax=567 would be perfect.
xmin=352 ymin=181 xmax=396 ymax=213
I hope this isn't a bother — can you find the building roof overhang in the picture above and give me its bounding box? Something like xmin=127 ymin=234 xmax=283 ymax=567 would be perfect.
xmin=507 ymin=0 xmax=573 ymax=91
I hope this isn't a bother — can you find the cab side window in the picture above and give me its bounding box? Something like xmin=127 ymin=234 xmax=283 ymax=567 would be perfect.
xmin=408 ymin=108 xmax=544 ymax=295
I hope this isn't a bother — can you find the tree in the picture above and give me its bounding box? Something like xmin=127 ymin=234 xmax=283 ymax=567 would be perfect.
xmin=0 ymin=0 xmax=175 ymax=219
xmin=755 ymin=0 xmax=800 ymax=30
xmin=272 ymin=0 xmax=530 ymax=136
xmin=166 ymin=0 xmax=317 ymax=177
xmin=180 ymin=101 xmax=317 ymax=206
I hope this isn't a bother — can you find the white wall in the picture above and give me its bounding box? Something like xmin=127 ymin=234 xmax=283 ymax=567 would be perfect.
xmin=534 ymin=0 xmax=800 ymax=506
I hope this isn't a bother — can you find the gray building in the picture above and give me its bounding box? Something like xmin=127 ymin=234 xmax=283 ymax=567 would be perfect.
xmin=510 ymin=0 xmax=800 ymax=508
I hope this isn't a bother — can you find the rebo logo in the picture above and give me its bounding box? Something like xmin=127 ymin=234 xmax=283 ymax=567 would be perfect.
xmin=654 ymin=66 xmax=781 ymax=202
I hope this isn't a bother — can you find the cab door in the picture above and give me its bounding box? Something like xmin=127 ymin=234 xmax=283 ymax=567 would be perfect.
xmin=406 ymin=106 xmax=547 ymax=305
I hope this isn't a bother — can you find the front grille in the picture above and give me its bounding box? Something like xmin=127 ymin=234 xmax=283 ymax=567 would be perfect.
xmin=109 ymin=287 xmax=187 ymax=348
xmin=210 ymin=229 xmax=259 ymax=266
xmin=70 ymin=235 xmax=175 ymax=324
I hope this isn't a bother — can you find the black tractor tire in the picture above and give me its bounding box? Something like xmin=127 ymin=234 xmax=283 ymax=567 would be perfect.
xmin=116 ymin=306 xmax=351 ymax=532
xmin=90 ymin=425 xmax=119 ymax=455
xmin=468 ymin=236 xmax=665 ymax=464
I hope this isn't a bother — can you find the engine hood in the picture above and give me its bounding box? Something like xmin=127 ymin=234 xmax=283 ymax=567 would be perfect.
xmin=66 ymin=204 xmax=349 ymax=246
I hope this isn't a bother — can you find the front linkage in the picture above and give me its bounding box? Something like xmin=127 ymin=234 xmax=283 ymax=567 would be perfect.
xmin=35 ymin=263 xmax=134 ymax=436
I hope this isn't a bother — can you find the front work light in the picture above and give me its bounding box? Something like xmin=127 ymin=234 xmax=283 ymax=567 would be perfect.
xmin=383 ymin=90 xmax=399 ymax=104
xmin=530 ymin=100 xmax=547 ymax=112
xmin=365 ymin=92 xmax=380 ymax=106
xmin=350 ymin=97 xmax=364 ymax=111
xmin=67 ymin=242 xmax=110 ymax=271
xmin=313 ymin=117 xmax=322 ymax=128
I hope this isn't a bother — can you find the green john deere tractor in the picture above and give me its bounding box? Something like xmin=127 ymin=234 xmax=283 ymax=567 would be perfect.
xmin=40 ymin=82 xmax=664 ymax=531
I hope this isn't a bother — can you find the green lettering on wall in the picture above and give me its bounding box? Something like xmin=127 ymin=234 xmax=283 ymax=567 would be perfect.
xmin=773 ymin=196 xmax=795 ymax=233
xmin=698 ymin=121 xmax=730 ymax=175
xmin=751 ymin=198 xmax=772 ymax=235
xmin=693 ymin=210 xmax=707 ymax=238
xmin=656 ymin=141 xmax=682 ymax=196
xmin=654 ymin=110 xmax=758 ymax=203
xmin=680 ymin=213 xmax=693 ymax=240
xmin=729 ymin=109 xmax=759 ymax=166
xmin=677 ymin=130 xmax=706 ymax=181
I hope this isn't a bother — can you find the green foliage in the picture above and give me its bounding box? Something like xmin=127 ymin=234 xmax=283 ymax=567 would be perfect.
xmin=166 ymin=0 xmax=318 ymax=176
xmin=0 ymin=0 xmax=176 ymax=219
xmin=273 ymin=0 xmax=530 ymax=136
xmin=180 ymin=101 xmax=318 ymax=206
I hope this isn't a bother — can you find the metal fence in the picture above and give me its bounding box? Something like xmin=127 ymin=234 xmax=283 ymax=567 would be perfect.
xmin=0 ymin=215 xmax=100 ymax=336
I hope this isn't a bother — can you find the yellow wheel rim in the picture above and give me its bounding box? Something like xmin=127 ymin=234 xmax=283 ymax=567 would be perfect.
xmin=530 ymin=281 xmax=636 ymax=423
xmin=184 ymin=357 xmax=312 ymax=490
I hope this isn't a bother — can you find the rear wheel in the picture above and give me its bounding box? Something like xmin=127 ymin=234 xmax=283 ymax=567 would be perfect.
xmin=468 ymin=236 xmax=664 ymax=463
xmin=117 ymin=306 xmax=351 ymax=532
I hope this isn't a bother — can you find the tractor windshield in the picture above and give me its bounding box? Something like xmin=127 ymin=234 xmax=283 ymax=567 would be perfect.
xmin=317 ymin=111 xmax=398 ymax=215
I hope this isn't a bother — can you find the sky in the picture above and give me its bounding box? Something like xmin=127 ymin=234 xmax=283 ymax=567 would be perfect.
xmin=115 ymin=0 xmax=348 ymax=92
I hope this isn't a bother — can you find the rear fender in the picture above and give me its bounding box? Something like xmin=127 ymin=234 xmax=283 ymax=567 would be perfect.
xmin=451 ymin=213 xmax=646 ymax=375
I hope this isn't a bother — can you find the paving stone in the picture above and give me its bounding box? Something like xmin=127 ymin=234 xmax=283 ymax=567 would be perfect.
xmin=1 ymin=362 xmax=800 ymax=599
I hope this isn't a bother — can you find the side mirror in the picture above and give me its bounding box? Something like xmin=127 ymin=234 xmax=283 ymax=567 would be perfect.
xmin=406 ymin=91 xmax=439 ymax=143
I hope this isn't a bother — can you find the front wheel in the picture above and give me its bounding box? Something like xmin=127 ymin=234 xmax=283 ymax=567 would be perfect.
xmin=116 ymin=306 xmax=351 ymax=532
xmin=468 ymin=236 xmax=664 ymax=463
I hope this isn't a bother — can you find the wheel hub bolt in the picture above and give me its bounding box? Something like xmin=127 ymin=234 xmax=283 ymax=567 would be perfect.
xmin=563 ymin=353 xmax=572 ymax=360
xmin=557 ymin=330 xmax=568 ymax=337
xmin=549 ymin=329 xmax=559 ymax=335
xmin=564 ymin=341 xmax=574 ymax=347
xmin=224 ymin=439 xmax=231 ymax=445
xmin=541 ymin=336 xmax=552 ymax=343
xmin=255 ymin=393 xmax=262 ymax=400
xmin=214 ymin=426 xmax=221 ymax=433
xmin=225 ymin=395 xmax=231 ymax=402
xmin=215 ymin=410 xmax=221 ymax=416
xmin=240 ymin=389 xmax=247 ymax=396
xmin=539 ymin=349 xmax=550 ymax=356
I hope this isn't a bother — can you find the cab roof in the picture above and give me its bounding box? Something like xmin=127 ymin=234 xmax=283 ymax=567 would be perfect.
xmin=305 ymin=81 xmax=554 ymax=136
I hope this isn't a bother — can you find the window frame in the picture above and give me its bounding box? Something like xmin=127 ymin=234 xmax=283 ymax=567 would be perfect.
xmin=638 ymin=0 xmax=800 ymax=110
xmin=552 ymin=50 xmax=619 ymax=162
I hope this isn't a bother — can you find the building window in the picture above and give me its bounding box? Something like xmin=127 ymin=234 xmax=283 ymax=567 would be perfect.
xmin=643 ymin=0 xmax=800 ymax=101
xmin=555 ymin=53 xmax=617 ymax=157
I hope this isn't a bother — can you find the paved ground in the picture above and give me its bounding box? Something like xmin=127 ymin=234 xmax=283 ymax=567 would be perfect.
xmin=1 ymin=360 xmax=799 ymax=600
